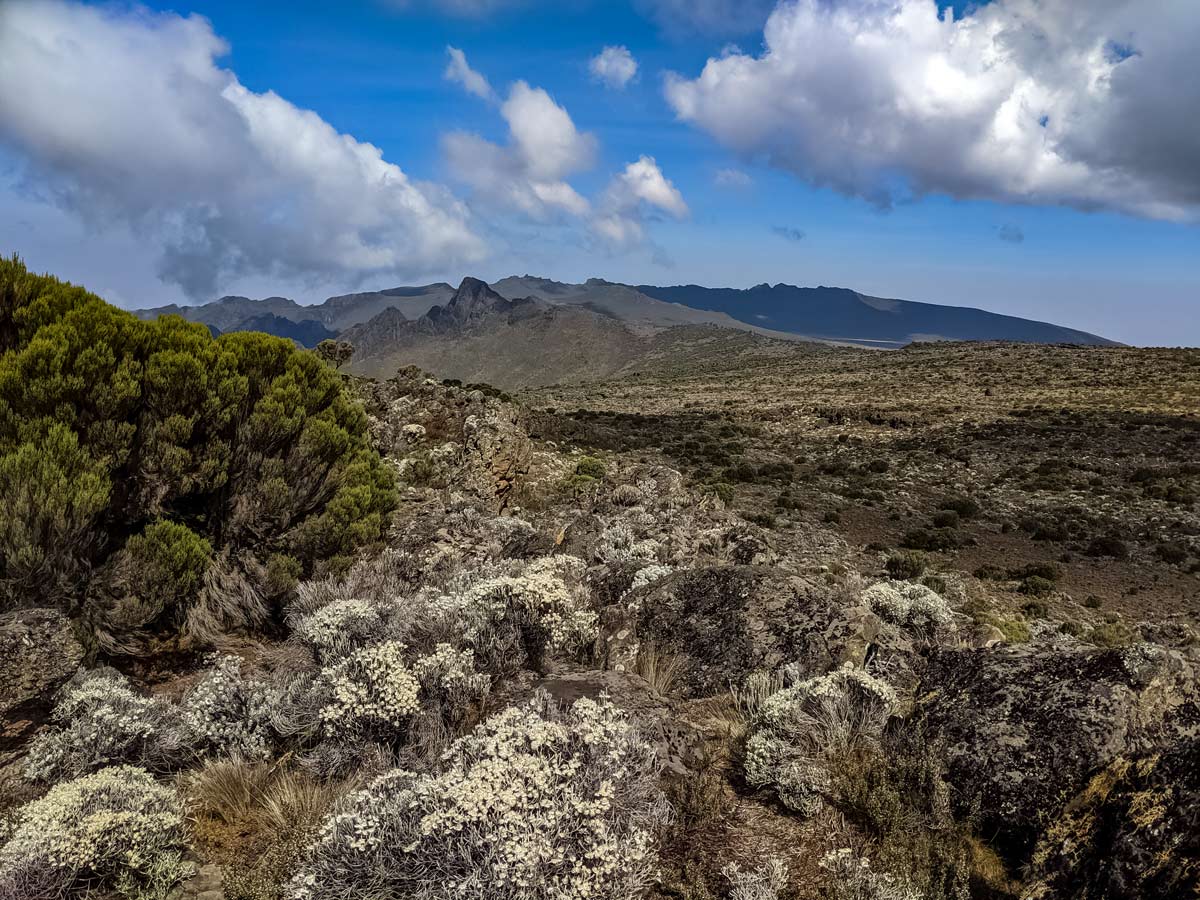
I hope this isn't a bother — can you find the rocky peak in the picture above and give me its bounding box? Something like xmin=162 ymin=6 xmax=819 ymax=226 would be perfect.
xmin=426 ymin=277 xmax=515 ymax=329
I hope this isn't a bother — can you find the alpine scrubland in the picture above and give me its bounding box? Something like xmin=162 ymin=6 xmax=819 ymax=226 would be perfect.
xmin=1 ymin=256 xmax=1197 ymax=900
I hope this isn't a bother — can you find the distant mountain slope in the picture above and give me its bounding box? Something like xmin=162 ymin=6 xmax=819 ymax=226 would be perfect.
xmin=489 ymin=276 xmax=802 ymax=338
xmin=234 ymin=314 xmax=337 ymax=348
xmin=634 ymin=283 xmax=1119 ymax=347
xmin=135 ymin=283 xmax=455 ymax=337
xmin=132 ymin=275 xmax=1118 ymax=351
xmin=344 ymin=278 xmax=645 ymax=387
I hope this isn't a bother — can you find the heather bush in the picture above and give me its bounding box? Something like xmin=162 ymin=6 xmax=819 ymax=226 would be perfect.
xmin=183 ymin=655 xmax=280 ymax=759
xmin=0 ymin=256 xmax=396 ymax=636
xmin=862 ymin=580 xmax=955 ymax=639
xmin=744 ymin=666 xmax=897 ymax=816
xmin=288 ymin=694 xmax=669 ymax=900
xmin=24 ymin=669 xmax=190 ymax=782
xmin=0 ymin=766 xmax=189 ymax=900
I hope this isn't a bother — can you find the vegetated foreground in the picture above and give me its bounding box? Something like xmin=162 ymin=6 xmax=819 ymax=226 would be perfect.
xmin=1 ymin=256 xmax=1197 ymax=900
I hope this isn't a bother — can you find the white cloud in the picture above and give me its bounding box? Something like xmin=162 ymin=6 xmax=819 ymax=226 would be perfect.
xmin=594 ymin=156 xmax=688 ymax=246
xmin=665 ymin=0 xmax=1200 ymax=221
xmin=714 ymin=167 xmax=753 ymax=188
xmin=0 ymin=0 xmax=484 ymax=299
xmin=589 ymin=46 xmax=639 ymax=90
xmin=444 ymin=81 xmax=595 ymax=219
xmin=444 ymin=46 xmax=495 ymax=101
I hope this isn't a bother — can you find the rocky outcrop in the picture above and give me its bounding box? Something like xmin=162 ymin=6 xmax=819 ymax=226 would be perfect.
xmin=630 ymin=566 xmax=888 ymax=697
xmin=914 ymin=640 xmax=1199 ymax=863
xmin=0 ymin=608 xmax=85 ymax=769
xmin=1021 ymin=738 xmax=1199 ymax=900
xmin=1 ymin=608 xmax=84 ymax=719
xmin=358 ymin=367 xmax=532 ymax=510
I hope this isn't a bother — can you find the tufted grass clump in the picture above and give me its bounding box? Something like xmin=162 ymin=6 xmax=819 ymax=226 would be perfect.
xmin=287 ymin=693 xmax=670 ymax=900
xmin=744 ymin=666 xmax=897 ymax=816
xmin=24 ymin=669 xmax=191 ymax=783
xmin=0 ymin=766 xmax=189 ymax=900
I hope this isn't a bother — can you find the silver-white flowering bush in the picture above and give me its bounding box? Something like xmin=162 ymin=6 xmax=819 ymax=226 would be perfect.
xmin=744 ymin=666 xmax=897 ymax=816
xmin=819 ymin=849 xmax=920 ymax=900
xmin=182 ymin=655 xmax=280 ymax=759
xmin=317 ymin=640 xmax=421 ymax=743
xmin=24 ymin=669 xmax=190 ymax=783
xmin=861 ymin=580 xmax=955 ymax=639
xmin=723 ymin=858 xmax=789 ymax=900
xmin=595 ymin=521 xmax=661 ymax=566
xmin=0 ymin=766 xmax=190 ymax=900
xmin=412 ymin=643 xmax=490 ymax=726
xmin=288 ymin=693 xmax=670 ymax=900
xmin=443 ymin=555 xmax=598 ymax=673
xmin=293 ymin=598 xmax=388 ymax=663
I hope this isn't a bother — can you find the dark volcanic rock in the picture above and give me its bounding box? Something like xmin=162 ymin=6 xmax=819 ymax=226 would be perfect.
xmin=0 ymin=608 xmax=85 ymax=766
xmin=914 ymin=640 xmax=1199 ymax=864
xmin=631 ymin=566 xmax=884 ymax=697
xmin=0 ymin=608 xmax=84 ymax=718
xmin=1022 ymin=738 xmax=1200 ymax=900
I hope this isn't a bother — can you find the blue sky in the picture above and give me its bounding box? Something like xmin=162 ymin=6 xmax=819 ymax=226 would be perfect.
xmin=1 ymin=0 xmax=1197 ymax=345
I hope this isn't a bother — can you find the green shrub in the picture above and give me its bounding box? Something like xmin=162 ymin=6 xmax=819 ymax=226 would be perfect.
xmin=939 ymin=495 xmax=980 ymax=519
xmin=1088 ymin=621 xmax=1134 ymax=648
xmin=0 ymin=257 xmax=395 ymax=636
xmin=1086 ymin=535 xmax=1128 ymax=559
xmin=1155 ymin=542 xmax=1188 ymax=565
xmin=931 ymin=510 xmax=960 ymax=529
xmin=885 ymin=550 xmax=927 ymax=580
xmin=901 ymin=528 xmax=961 ymax=552
xmin=574 ymin=455 xmax=607 ymax=480
xmin=1018 ymin=576 xmax=1056 ymax=598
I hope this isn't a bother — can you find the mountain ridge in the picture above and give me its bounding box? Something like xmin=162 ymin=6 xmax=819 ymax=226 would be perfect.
xmin=133 ymin=275 xmax=1120 ymax=351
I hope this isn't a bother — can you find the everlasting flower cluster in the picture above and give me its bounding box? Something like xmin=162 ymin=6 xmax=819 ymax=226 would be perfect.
xmin=456 ymin=555 xmax=598 ymax=659
xmin=288 ymin=694 xmax=669 ymax=900
xmin=413 ymin=643 xmax=490 ymax=713
xmin=723 ymin=858 xmax=789 ymax=900
xmin=594 ymin=522 xmax=660 ymax=566
xmin=294 ymin=598 xmax=385 ymax=662
xmin=861 ymin=580 xmax=955 ymax=637
xmin=24 ymin=670 xmax=189 ymax=782
xmin=819 ymin=848 xmax=920 ymax=900
xmin=183 ymin=655 xmax=279 ymax=759
xmin=0 ymin=766 xmax=189 ymax=900
xmin=745 ymin=666 xmax=896 ymax=816
xmin=318 ymin=641 xmax=421 ymax=741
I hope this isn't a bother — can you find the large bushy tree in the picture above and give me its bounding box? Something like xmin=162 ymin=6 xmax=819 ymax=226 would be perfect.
xmin=0 ymin=255 xmax=395 ymax=648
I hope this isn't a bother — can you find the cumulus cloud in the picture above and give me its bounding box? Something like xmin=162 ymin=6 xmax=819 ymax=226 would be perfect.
xmin=594 ymin=156 xmax=689 ymax=246
xmin=635 ymin=0 xmax=776 ymax=36
xmin=665 ymin=0 xmax=1200 ymax=221
xmin=590 ymin=46 xmax=639 ymax=90
xmin=0 ymin=0 xmax=484 ymax=299
xmin=445 ymin=46 xmax=495 ymax=101
xmin=714 ymin=167 xmax=753 ymax=188
xmin=772 ymin=225 xmax=805 ymax=242
xmin=443 ymin=81 xmax=595 ymax=219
